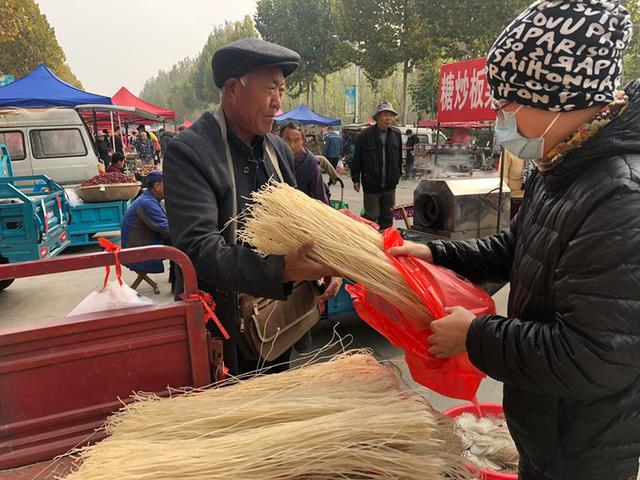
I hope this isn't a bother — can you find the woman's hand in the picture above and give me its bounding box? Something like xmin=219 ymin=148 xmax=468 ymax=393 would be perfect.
xmin=317 ymin=276 xmax=343 ymax=312
xmin=387 ymin=241 xmax=433 ymax=263
xmin=427 ymin=306 xmax=475 ymax=358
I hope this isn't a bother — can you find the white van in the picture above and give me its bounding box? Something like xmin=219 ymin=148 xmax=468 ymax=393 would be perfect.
xmin=0 ymin=108 xmax=99 ymax=184
xmin=0 ymin=105 xmax=164 ymax=185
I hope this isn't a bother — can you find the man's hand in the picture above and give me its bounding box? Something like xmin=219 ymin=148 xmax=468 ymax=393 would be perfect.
xmin=283 ymin=239 xmax=337 ymax=282
xmin=387 ymin=240 xmax=433 ymax=263
xmin=316 ymin=276 xmax=342 ymax=312
xmin=427 ymin=306 xmax=475 ymax=359
xmin=353 ymin=182 xmax=361 ymax=193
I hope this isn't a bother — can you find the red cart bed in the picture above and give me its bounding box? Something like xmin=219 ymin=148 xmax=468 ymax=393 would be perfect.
xmin=0 ymin=246 xmax=222 ymax=477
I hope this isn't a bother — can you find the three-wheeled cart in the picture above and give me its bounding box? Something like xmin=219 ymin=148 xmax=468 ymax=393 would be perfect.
xmin=0 ymin=246 xmax=224 ymax=478
xmin=0 ymin=144 xmax=71 ymax=291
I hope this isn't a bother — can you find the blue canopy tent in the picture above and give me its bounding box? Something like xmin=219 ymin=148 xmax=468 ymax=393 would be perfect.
xmin=276 ymin=103 xmax=340 ymax=126
xmin=0 ymin=64 xmax=112 ymax=108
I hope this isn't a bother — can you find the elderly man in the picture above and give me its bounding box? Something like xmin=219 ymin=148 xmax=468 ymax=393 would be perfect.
xmin=351 ymin=102 xmax=402 ymax=230
xmin=164 ymin=39 xmax=339 ymax=375
xmin=121 ymin=170 xmax=170 ymax=275
xmin=391 ymin=1 xmax=638 ymax=479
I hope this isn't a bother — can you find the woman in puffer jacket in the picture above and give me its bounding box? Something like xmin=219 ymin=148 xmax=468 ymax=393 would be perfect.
xmin=390 ymin=1 xmax=640 ymax=479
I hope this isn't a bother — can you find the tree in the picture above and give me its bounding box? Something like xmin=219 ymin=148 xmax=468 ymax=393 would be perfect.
xmin=335 ymin=0 xmax=431 ymax=124
xmin=254 ymin=0 xmax=349 ymax=113
xmin=140 ymin=17 xmax=257 ymax=122
xmin=0 ymin=0 xmax=82 ymax=87
xmin=409 ymin=0 xmax=531 ymax=119
xmin=623 ymin=0 xmax=640 ymax=82
xmin=140 ymin=57 xmax=197 ymax=121
xmin=418 ymin=0 xmax=531 ymax=60
xmin=188 ymin=17 xmax=258 ymax=110
xmin=409 ymin=60 xmax=441 ymax=118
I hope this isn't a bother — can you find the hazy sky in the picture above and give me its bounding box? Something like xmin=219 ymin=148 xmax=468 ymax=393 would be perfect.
xmin=37 ymin=0 xmax=257 ymax=97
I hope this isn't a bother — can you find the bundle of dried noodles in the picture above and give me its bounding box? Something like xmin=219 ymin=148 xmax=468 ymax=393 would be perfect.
xmin=237 ymin=181 xmax=431 ymax=325
xmin=61 ymin=352 xmax=470 ymax=480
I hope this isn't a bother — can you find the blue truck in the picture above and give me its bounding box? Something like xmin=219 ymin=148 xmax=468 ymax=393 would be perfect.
xmin=0 ymin=144 xmax=71 ymax=291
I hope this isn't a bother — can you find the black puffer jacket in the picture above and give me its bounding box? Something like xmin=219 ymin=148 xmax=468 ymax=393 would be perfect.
xmin=430 ymin=81 xmax=640 ymax=480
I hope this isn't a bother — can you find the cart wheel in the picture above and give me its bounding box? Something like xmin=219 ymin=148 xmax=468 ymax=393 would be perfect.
xmin=0 ymin=257 xmax=14 ymax=292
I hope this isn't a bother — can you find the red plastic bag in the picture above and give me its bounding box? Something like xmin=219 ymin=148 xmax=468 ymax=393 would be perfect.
xmin=345 ymin=227 xmax=495 ymax=401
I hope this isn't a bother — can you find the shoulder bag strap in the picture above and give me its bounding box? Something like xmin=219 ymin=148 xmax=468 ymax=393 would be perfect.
xmin=264 ymin=136 xmax=284 ymax=182
xmin=213 ymin=108 xmax=238 ymax=244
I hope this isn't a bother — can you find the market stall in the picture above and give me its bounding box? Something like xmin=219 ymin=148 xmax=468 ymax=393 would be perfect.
xmin=0 ymin=64 xmax=112 ymax=108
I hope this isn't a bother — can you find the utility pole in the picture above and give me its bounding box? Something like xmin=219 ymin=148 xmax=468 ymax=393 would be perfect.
xmin=354 ymin=64 xmax=360 ymax=124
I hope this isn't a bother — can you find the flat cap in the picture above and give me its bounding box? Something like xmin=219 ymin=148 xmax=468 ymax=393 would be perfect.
xmin=212 ymin=38 xmax=300 ymax=88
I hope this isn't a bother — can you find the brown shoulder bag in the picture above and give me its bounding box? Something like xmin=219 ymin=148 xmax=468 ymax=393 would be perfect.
xmin=238 ymin=281 xmax=320 ymax=362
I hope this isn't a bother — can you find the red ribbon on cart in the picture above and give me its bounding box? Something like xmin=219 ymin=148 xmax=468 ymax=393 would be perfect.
xmin=98 ymin=237 xmax=123 ymax=288
xmin=186 ymin=291 xmax=230 ymax=340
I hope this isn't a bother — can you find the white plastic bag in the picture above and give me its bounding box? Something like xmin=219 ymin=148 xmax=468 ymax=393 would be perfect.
xmin=67 ymin=281 xmax=154 ymax=317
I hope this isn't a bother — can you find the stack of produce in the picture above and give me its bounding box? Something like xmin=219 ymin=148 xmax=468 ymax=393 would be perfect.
xmin=80 ymin=172 xmax=136 ymax=187
xmin=61 ymin=352 xmax=471 ymax=480
xmin=76 ymin=172 xmax=140 ymax=202
xmin=138 ymin=164 xmax=159 ymax=176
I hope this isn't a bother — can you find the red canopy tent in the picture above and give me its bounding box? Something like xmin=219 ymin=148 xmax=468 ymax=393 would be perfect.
xmin=80 ymin=87 xmax=175 ymax=131
xmin=112 ymin=87 xmax=175 ymax=120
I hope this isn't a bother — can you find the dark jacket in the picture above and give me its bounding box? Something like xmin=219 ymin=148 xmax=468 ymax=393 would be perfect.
xmin=294 ymin=148 xmax=328 ymax=204
xmin=351 ymin=124 xmax=402 ymax=193
xmin=160 ymin=131 xmax=175 ymax=154
xmin=121 ymin=189 xmax=170 ymax=273
xmin=323 ymin=131 xmax=342 ymax=159
xmin=430 ymin=81 xmax=640 ymax=480
xmin=95 ymin=139 xmax=110 ymax=164
xmin=163 ymin=111 xmax=296 ymax=375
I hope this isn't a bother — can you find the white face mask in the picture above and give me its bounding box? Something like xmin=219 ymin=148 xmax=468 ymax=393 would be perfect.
xmin=495 ymin=105 xmax=562 ymax=160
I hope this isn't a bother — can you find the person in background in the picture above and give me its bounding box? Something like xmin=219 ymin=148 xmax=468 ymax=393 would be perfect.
xmin=106 ymin=152 xmax=126 ymax=174
xmin=163 ymin=38 xmax=339 ymax=376
xmin=390 ymin=1 xmax=639 ymax=478
xmin=128 ymin=130 xmax=137 ymax=149
xmin=94 ymin=131 xmax=111 ymax=166
xmin=113 ymin=126 xmax=125 ymax=154
xmin=148 ymin=130 xmax=161 ymax=164
xmin=159 ymin=127 xmax=175 ymax=158
xmin=403 ymin=128 xmax=419 ymax=180
xmin=322 ymin=126 xmax=342 ymax=169
xmin=498 ymin=150 xmax=525 ymax=218
xmin=135 ymin=131 xmax=155 ymax=165
xmin=279 ymin=122 xmax=328 ymax=204
xmin=351 ymin=101 xmax=402 ymax=230
xmin=121 ymin=170 xmax=170 ymax=275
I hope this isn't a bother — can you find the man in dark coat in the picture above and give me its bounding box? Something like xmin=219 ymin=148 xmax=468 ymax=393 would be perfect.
xmin=390 ymin=1 xmax=639 ymax=479
xmin=163 ymin=39 xmax=337 ymax=376
xmin=94 ymin=131 xmax=111 ymax=166
xmin=351 ymin=101 xmax=402 ymax=229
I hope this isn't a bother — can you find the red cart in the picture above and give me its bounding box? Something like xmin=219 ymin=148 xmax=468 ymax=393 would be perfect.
xmin=0 ymin=246 xmax=223 ymax=478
